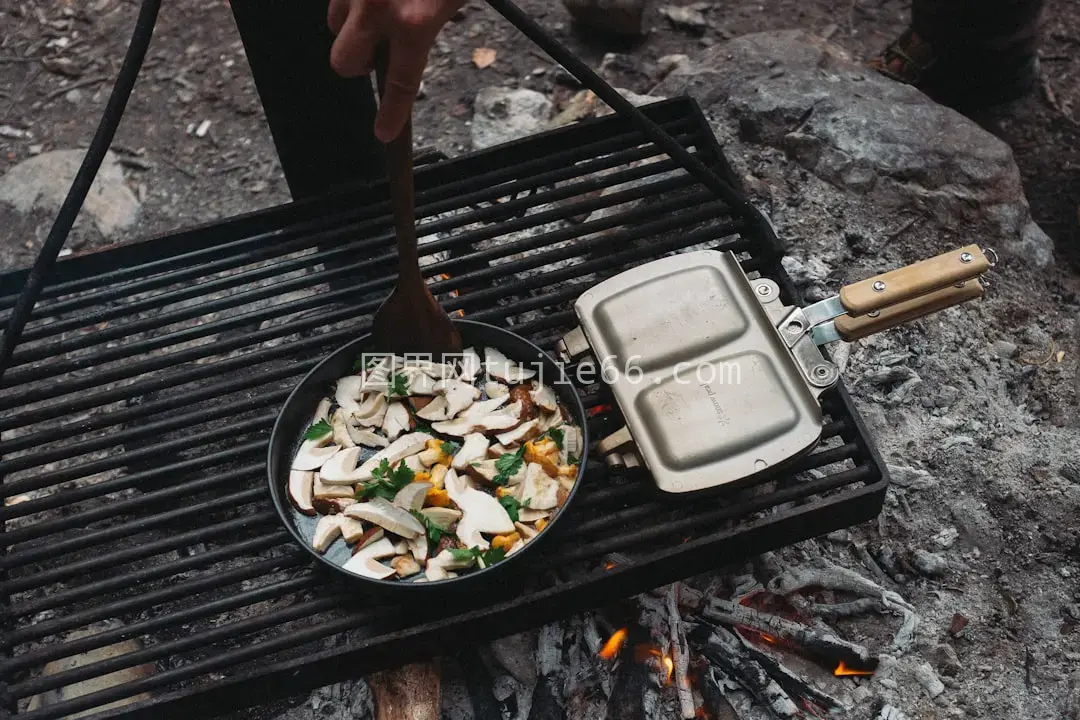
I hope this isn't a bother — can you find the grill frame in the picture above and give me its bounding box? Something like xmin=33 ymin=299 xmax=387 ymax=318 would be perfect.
xmin=0 ymin=98 xmax=888 ymax=720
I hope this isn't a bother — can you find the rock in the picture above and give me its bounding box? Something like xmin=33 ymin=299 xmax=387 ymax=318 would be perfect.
xmin=992 ymin=340 xmax=1018 ymax=359
xmin=911 ymin=548 xmax=948 ymax=577
xmin=936 ymin=385 xmax=960 ymax=408
xmin=887 ymin=465 xmax=935 ymax=489
xmin=1022 ymin=323 xmax=1052 ymax=347
xmin=64 ymin=88 xmax=83 ymax=104
xmin=932 ymin=643 xmax=963 ymax=677
xmin=1066 ymin=671 xmax=1080 ymax=720
xmin=595 ymin=87 xmax=668 ymax=116
xmin=1061 ymin=462 xmax=1080 ymax=484
xmin=932 ymin=527 xmax=960 ymax=549
xmin=0 ymin=149 xmax=141 ymax=244
xmin=656 ymin=53 xmax=691 ymax=81
xmin=876 ymin=705 xmax=910 ymax=720
xmin=914 ymin=662 xmax=946 ymax=699
xmin=654 ymin=30 xmax=1053 ymax=267
xmin=471 ymin=88 xmax=552 ymax=151
xmin=562 ymin=0 xmax=650 ymax=36
xmin=658 ymin=3 xmax=708 ymax=32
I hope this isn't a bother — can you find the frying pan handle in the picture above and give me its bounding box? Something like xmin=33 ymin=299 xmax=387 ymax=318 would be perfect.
xmin=833 ymin=279 xmax=985 ymax=342
xmin=838 ymin=244 xmax=991 ymax=317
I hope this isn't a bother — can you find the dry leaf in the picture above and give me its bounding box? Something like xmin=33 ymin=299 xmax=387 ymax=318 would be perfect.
xmin=473 ymin=47 xmax=497 ymax=69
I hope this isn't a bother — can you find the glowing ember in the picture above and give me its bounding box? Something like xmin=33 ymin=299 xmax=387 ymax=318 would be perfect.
xmin=604 ymin=561 xmax=616 ymax=570
xmin=598 ymin=629 xmax=627 ymax=660
xmin=662 ymin=654 xmax=674 ymax=684
xmin=834 ymin=661 xmax=874 ymax=677
xmin=587 ymin=404 xmax=613 ymax=417
xmin=759 ymin=632 xmax=777 ymax=644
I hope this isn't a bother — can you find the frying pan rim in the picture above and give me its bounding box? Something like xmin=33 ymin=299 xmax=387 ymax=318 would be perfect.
xmin=267 ymin=319 xmax=590 ymax=592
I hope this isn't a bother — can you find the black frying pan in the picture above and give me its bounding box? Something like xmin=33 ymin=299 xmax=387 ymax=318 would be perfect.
xmin=267 ymin=320 xmax=589 ymax=597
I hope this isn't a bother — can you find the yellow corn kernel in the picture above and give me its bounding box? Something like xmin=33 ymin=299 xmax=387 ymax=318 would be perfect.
xmin=491 ymin=532 xmax=521 ymax=551
xmin=425 ymin=488 xmax=450 ymax=507
xmin=413 ymin=471 xmax=431 ymax=484
xmin=535 ymin=518 xmax=548 ymax=532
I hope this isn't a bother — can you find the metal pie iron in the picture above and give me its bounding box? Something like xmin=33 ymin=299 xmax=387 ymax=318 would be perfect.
xmin=558 ymin=245 xmax=994 ymax=494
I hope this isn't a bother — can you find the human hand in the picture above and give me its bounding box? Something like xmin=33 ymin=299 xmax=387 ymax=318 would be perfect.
xmin=328 ymin=0 xmax=468 ymax=142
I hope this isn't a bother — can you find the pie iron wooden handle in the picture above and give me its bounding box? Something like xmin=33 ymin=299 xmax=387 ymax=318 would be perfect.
xmin=834 ymin=279 xmax=984 ymax=341
xmin=839 ymin=244 xmax=991 ymax=316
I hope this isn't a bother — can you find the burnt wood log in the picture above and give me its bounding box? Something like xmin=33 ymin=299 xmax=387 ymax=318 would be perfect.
xmin=367 ymin=661 xmax=440 ymax=720
xmin=689 ymin=624 xmax=802 ymax=719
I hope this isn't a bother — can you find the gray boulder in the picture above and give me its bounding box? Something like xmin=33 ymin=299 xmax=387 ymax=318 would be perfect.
xmin=655 ymin=29 xmax=1054 ymax=267
xmin=471 ymin=88 xmax=553 ymax=151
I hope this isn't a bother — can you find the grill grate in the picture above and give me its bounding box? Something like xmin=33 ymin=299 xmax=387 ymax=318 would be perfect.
xmin=0 ymin=99 xmax=886 ymax=720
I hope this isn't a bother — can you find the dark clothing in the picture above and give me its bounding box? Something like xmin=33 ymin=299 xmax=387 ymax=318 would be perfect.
xmin=912 ymin=0 xmax=1045 ymax=58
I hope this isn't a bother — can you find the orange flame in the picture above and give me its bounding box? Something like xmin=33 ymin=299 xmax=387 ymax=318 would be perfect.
xmin=604 ymin=561 xmax=616 ymax=570
xmin=662 ymin=654 xmax=674 ymax=684
xmin=834 ymin=662 xmax=874 ymax=677
xmin=598 ymin=628 xmax=627 ymax=660
xmin=759 ymin=632 xmax=777 ymax=644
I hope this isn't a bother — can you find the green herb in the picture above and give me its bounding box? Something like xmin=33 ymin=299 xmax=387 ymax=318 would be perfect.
xmin=567 ymin=452 xmax=580 ymax=466
xmin=448 ymin=545 xmax=508 ymax=568
xmin=440 ymin=441 xmax=458 ymax=456
xmin=414 ymin=419 xmax=434 ymax=435
xmin=355 ymin=459 xmax=415 ymax=500
xmin=498 ymin=495 xmax=521 ymax=522
xmin=480 ymin=547 xmax=507 ymax=567
xmin=522 ymin=497 xmax=532 ymax=508
xmin=304 ymin=419 xmax=333 ymax=440
xmin=492 ymin=446 xmax=526 ymax=486
xmin=544 ymin=427 xmax=564 ymax=450
xmin=411 ymin=510 xmax=444 ymax=549
xmin=387 ymin=372 xmax=410 ymax=398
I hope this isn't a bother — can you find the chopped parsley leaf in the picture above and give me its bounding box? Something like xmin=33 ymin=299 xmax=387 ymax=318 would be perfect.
xmin=440 ymin=441 xmax=458 ymax=456
xmin=481 ymin=547 xmax=507 ymax=566
xmin=387 ymin=372 xmax=410 ymax=398
xmin=567 ymin=452 xmax=580 ymax=466
xmin=448 ymin=546 xmax=508 ymax=568
xmin=304 ymin=419 xmax=333 ymax=440
xmin=544 ymin=427 xmax=564 ymax=450
xmin=498 ymin=495 xmax=521 ymax=522
xmin=522 ymin=497 xmax=532 ymax=508
xmin=355 ymin=459 xmax=415 ymax=500
xmin=448 ymin=548 xmax=477 ymax=563
xmin=492 ymin=446 xmax=526 ymax=486
xmin=410 ymin=510 xmax=444 ymax=549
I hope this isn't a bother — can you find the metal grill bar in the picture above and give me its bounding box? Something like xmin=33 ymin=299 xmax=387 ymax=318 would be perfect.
xmin=0 ymin=99 xmax=885 ymax=720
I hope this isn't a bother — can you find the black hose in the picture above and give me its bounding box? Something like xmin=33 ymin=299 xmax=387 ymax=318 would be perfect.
xmin=0 ymin=0 xmax=162 ymax=382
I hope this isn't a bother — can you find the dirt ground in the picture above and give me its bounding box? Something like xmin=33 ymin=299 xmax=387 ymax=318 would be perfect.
xmin=0 ymin=0 xmax=1077 ymax=271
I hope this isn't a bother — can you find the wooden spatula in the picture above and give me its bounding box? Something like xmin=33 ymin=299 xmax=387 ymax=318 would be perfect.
xmin=370 ymin=47 xmax=462 ymax=359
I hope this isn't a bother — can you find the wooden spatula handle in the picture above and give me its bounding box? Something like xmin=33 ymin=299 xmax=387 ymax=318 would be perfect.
xmin=374 ymin=43 xmax=422 ymax=284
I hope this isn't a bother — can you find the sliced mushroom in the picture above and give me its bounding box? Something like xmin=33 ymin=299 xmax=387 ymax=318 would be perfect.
xmin=312 ymin=515 xmax=343 ymax=553
xmin=468 ymin=458 xmax=527 ymax=487
xmin=507 ymin=539 xmax=526 ymax=556
xmin=457 ymin=347 xmax=483 ymax=381
xmin=484 ymin=381 xmax=509 ymax=398
xmin=402 ymin=454 xmax=425 ymax=473
xmin=288 ymin=470 xmax=316 ymax=515
xmin=392 ymin=539 xmax=411 ymax=555
xmin=391 ymin=555 xmax=422 ymax=577
xmin=345 ymin=497 xmax=425 ymax=538
xmin=314 ymin=497 xmax=356 ymax=515
xmin=407 ymin=358 xmax=457 ymax=381
xmin=339 ymin=516 xmax=366 ymax=543
xmin=312 ymin=398 xmax=332 ymax=424
xmin=355 ymin=432 xmax=433 ymax=481
xmin=355 ymin=527 xmax=385 ymax=549
xmin=347 ymin=425 xmax=389 ymax=448
xmin=518 ymin=508 xmax=552 ymax=523
xmin=434 ymin=378 xmax=481 ymax=416
xmin=360 ymin=356 xmax=393 ymax=392
xmin=429 ymin=464 xmax=449 ymax=490
xmin=514 ymin=521 xmax=539 ymax=539
xmin=331 ymin=409 xmax=357 ymax=449
xmin=487 ymin=443 xmax=515 ymax=457
xmin=405 ymin=367 xmax=437 ymax=396
xmin=318 ymin=446 xmax=365 ymax=485
xmin=335 ymin=375 xmax=366 ymax=413
xmin=419 ymin=506 xmax=462 ymax=529
xmin=409 ymin=396 xmax=434 ymax=413
xmin=445 ymin=469 xmax=515 ymax=549
xmin=425 ymin=561 xmax=450 ymax=581
xmin=292 ymin=438 xmax=339 ymax=471
xmin=452 ymin=433 xmax=490 ymax=470
xmin=382 ymin=402 xmax=411 ymax=441
xmin=562 ymin=425 xmax=583 ymax=463
xmin=416 ymin=395 xmax=449 ymax=421
xmin=408 ymin=534 xmax=429 ymax=563
xmin=516 ymin=463 xmax=560 ymax=510
xmin=430 ymin=548 xmax=478 ymax=570
xmin=432 ymin=400 xmax=522 ymax=437
xmin=508 ymin=384 xmax=538 ymax=422
xmin=537 ymin=411 xmax=561 ymax=433
xmin=530 ymin=383 xmax=558 ymax=413
xmin=352 ymin=392 xmax=389 ymax=427
xmin=313 ymin=473 xmax=354 ymax=499
xmin=342 ymin=536 xmax=397 ymax=579
xmin=485 ymin=346 xmax=537 ymax=383
xmin=393 ymin=481 xmax=433 ymax=512
xmin=495 ymin=419 xmax=540 ymax=447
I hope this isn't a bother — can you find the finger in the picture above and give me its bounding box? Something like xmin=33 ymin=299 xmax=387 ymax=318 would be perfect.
xmin=329 ymin=2 xmax=380 ymax=77
xmin=327 ymin=0 xmax=349 ymax=36
xmin=373 ymin=36 xmax=429 ymax=142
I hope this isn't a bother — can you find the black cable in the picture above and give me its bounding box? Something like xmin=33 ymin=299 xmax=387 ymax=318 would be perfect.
xmin=0 ymin=0 xmax=162 ymax=383
xmin=485 ymin=0 xmax=759 ymax=220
